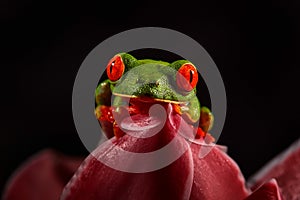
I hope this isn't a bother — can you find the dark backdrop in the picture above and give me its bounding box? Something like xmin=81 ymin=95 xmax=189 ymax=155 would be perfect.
xmin=1 ymin=0 xmax=300 ymax=194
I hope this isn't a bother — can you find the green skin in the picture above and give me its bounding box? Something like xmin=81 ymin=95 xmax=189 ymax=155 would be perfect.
xmin=95 ymin=53 xmax=213 ymax=135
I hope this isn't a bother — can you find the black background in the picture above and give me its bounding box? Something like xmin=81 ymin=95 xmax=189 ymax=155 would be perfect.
xmin=1 ymin=0 xmax=300 ymax=195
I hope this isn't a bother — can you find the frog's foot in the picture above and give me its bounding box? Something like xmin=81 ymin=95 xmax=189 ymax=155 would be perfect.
xmin=195 ymin=128 xmax=215 ymax=143
xmin=95 ymin=105 xmax=115 ymax=139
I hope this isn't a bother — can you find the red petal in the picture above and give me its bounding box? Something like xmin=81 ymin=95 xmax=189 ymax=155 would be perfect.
xmin=249 ymin=138 xmax=300 ymax=199
xmin=3 ymin=149 xmax=83 ymax=200
xmin=61 ymin=104 xmax=250 ymax=200
xmin=245 ymin=179 xmax=282 ymax=200
xmin=190 ymin=143 xmax=249 ymax=199
xmin=61 ymin=107 xmax=194 ymax=200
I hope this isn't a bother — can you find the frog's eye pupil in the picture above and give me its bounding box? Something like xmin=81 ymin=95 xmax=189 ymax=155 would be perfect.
xmin=189 ymin=70 xmax=193 ymax=83
xmin=110 ymin=61 xmax=115 ymax=74
xmin=176 ymin=63 xmax=198 ymax=91
xmin=106 ymin=55 xmax=125 ymax=81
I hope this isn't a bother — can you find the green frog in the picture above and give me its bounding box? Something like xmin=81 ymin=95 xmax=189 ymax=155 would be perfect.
xmin=95 ymin=53 xmax=213 ymax=139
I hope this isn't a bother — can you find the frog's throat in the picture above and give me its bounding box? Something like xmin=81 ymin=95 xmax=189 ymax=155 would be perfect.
xmin=112 ymin=92 xmax=187 ymax=104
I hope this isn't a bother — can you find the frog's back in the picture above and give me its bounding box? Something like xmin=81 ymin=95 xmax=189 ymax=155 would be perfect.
xmin=137 ymin=59 xmax=170 ymax=66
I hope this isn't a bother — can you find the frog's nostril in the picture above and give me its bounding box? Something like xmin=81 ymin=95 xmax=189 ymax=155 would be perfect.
xmin=146 ymin=82 xmax=156 ymax=87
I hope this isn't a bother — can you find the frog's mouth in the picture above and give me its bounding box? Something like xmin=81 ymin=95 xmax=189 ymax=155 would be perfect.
xmin=112 ymin=92 xmax=197 ymax=125
xmin=113 ymin=92 xmax=187 ymax=105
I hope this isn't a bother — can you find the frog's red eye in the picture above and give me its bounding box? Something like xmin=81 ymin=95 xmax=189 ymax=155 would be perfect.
xmin=176 ymin=63 xmax=198 ymax=91
xmin=106 ymin=55 xmax=125 ymax=81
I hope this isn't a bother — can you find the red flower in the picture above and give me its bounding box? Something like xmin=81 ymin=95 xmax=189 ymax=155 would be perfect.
xmin=3 ymin=104 xmax=299 ymax=199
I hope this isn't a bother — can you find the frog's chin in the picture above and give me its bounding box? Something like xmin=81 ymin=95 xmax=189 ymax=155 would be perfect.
xmin=113 ymin=92 xmax=186 ymax=104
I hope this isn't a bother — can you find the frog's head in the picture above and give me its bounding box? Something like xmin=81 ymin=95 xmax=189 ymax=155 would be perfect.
xmin=96 ymin=53 xmax=212 ymax=139
xmin=106 ymin=53 xmax=199 ymax=104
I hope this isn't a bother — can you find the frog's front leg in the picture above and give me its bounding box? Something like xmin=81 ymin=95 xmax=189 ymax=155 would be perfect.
xmin=180 ymin=96 xmax=214 ymax=140
xmin=95 ymin=80 xmax=113 ymax=106
xmin=199 ymin=107 xmax=214 ymax=133
xmin=95 ymin=88 xmax=135 ymax=139
xmin=95 ymin=80 xmax=115 ymax=139
xmin=196 ymin=106 xmax=214 ymax=140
